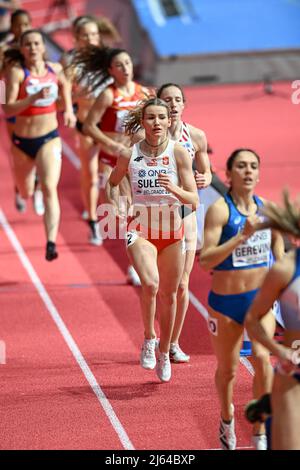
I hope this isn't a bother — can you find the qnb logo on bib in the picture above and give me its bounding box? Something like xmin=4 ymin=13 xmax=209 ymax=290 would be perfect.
xmin=232 ymin=229 xmax=271 ymax=268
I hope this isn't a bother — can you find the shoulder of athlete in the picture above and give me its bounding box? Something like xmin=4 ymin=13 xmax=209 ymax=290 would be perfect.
xmin=7 ymin=63 xmax=24 ymax=82
xmin=206 ymin=197 xmax=229 ymax=226
xmin=47 ymin=61 xmax=63 ymax=75
xmin=173 ymin=142 xmax=191 ymax=162
xmin=187 ymin=124 xmax=207 ymax=150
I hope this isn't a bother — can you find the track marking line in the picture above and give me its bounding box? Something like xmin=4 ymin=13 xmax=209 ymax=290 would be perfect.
xmin=0 ymin=208 xmax=134 ymax=450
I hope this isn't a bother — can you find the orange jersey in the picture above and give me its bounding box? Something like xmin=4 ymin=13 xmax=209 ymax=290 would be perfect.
xmin=100 ymin=82 xmax=148 ymax=133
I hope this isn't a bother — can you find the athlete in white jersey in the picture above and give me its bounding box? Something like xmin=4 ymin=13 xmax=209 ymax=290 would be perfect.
xmin=245 ymin=193 xmax=300 ymax=449
xmin=157 ymin=83 xmax=212 ymax=363
xmin=105 ymin=98 xmax=198 ymax=383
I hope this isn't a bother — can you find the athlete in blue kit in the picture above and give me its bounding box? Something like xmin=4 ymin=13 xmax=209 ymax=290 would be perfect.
xmin=199 ymin=148 xmax=284 ymax=450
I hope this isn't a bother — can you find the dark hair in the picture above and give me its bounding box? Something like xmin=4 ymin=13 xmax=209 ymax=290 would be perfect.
xmin=5 ymin=29 xmax=44 ymax=65
xmin=124 ymin=97 xmax=170 ymax=135
xmin=11 ymin=9 xmax=31 ymax=25
xmin=226 ymin=148 xmax=260 ymax=171
xmin=156 ymin=82 xmax=186 ymax=102
xmin=20 ymin=29 xmax=44 ymax=45
xmin=72 ymin=46 xmax=129 ymax=91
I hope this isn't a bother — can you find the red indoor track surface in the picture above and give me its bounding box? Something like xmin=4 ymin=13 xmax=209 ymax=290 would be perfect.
xmin=0 ymin=81 xmax=299 ymax=450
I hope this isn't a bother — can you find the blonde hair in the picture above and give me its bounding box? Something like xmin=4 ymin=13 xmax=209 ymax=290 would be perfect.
xmin=124 ymin=97 xmax=169 ymax=135
xmin=97 ymin=17 xmax=121 ymax=45
xmin=262 ymin=190 xmax=300 ymax=237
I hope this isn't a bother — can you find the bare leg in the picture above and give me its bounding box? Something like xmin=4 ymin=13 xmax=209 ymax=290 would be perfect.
xmin=36 ymin=138 xmax=62 ymax=243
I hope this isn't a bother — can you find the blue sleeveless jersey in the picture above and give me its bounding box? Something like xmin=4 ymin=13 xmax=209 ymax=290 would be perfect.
xmin=214 ymin=193 xmax=271 ymax=271
xmin=280 ymin=248 xmax=300 ymax=330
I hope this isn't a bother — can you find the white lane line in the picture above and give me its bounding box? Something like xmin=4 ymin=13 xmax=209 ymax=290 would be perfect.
xmin=62 ymin=137 xmax=255 ymax=378
xmin=62 ymin=140 xmax=81 ymax=169
xmin=189 ymin=290 xmax=254 ymax=376
xmin=0 ymin=208 xmax=134 ymax=450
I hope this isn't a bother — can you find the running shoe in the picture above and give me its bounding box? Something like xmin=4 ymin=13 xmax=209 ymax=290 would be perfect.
xmin=15 ymin=190 xmax=26 ymax=213
xmin=169 ymin=343 xmax=190 ymax=363
xmin=127 ymin=265 xmax=141 ymax=286
xmin=33 ymin=189 xmax=45 ymax=216
xmin=219 ymin=404 xmax=236 ymax=450
xmin=45 ymin=241 xmax=58 ymax=261
xmin=156 ymin=352 xmax=171 ymax=382
xmin=140 ymin=338 xmax=156 ymax=370
xmin=82 ymin=210 xmax=89 ymax=220
xmin=88 ymin=220 xmax=103 ymax=246
xmin=245 ymin=394 xmax=271 ymax=423
xmin=252 ymin=434 xmax=267 ymax=450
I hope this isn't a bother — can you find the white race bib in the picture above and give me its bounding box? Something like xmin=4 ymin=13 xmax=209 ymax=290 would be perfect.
xmin=26 ymin=82 xmax=58 ymax=107
xmin=115 ymin=109 xmax=129 ymax=133
xmin=232 ymin=229 xmax=271 ymax=268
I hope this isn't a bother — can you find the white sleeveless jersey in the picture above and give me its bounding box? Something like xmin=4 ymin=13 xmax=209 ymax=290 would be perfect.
xmin=129 ymin=140 xmax=180 ymax=206
xmin=177 ymin=122 xmax=195 ymax=159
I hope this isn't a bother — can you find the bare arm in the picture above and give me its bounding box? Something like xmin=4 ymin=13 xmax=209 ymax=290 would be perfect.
xmin=105 ymin=149 xmax=132 ymax=212
xmin=199 ymin=200 xmax=259 ymax=271
xmin=189 ymin=125 xmax=212 ymax=188
xmin=52 ymin=62 xmax=76 ymax=127
xmin=2 ymin=66 xmax=43 ymax=116
xmin=258 ymin=197 xmax=285 ymax=261
xmin=157 ymin=144 xmax=198 ymax=210
xmin=271 ymin=229 xmax=285 ymax=261
xmin=245 ymin=253 xmax=295 ymax=361
xmin=83 ymin=88 xmax=127 ymax=155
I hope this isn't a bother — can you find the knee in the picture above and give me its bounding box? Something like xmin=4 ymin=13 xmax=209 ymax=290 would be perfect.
xmin=252 ymin=351 xmax=271 ymax=371
xmin=178 ymin=276 xmax=189 ymax=296
xmin=142 ymin=280 xmax=159 ymax=298
xmin=41 ymin=181 xmax=57 ymax=198
xmin=216 ymin=366 xmax=237 ymax=384
xmin=159 ymin=290 xmax=177 ymax=307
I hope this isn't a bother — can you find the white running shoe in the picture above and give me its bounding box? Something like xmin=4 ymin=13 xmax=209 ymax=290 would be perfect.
xmin=89 ymin=221 xmax=103 ymax=246
xmin=140 ymin=338 xmax=156 ymax=370
xmin=219 ymin=404 xmax=236 ymax=450
xmin=252 ymin=434 xmax=267 ymax=450
xmin=127 ymin=265 xmax=141 ymax=286
xmin=15 ymin=191 xmax=26 ymax=213
xmin=33 ymin=189 xmax=45 ymax=216
xmin=169 ymin=343 xmax=190 ymax=363
xmin=82 ymin=210 xmax=89 ymax=220
xmin=156 ymin=352 xmax=171 ymax=382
